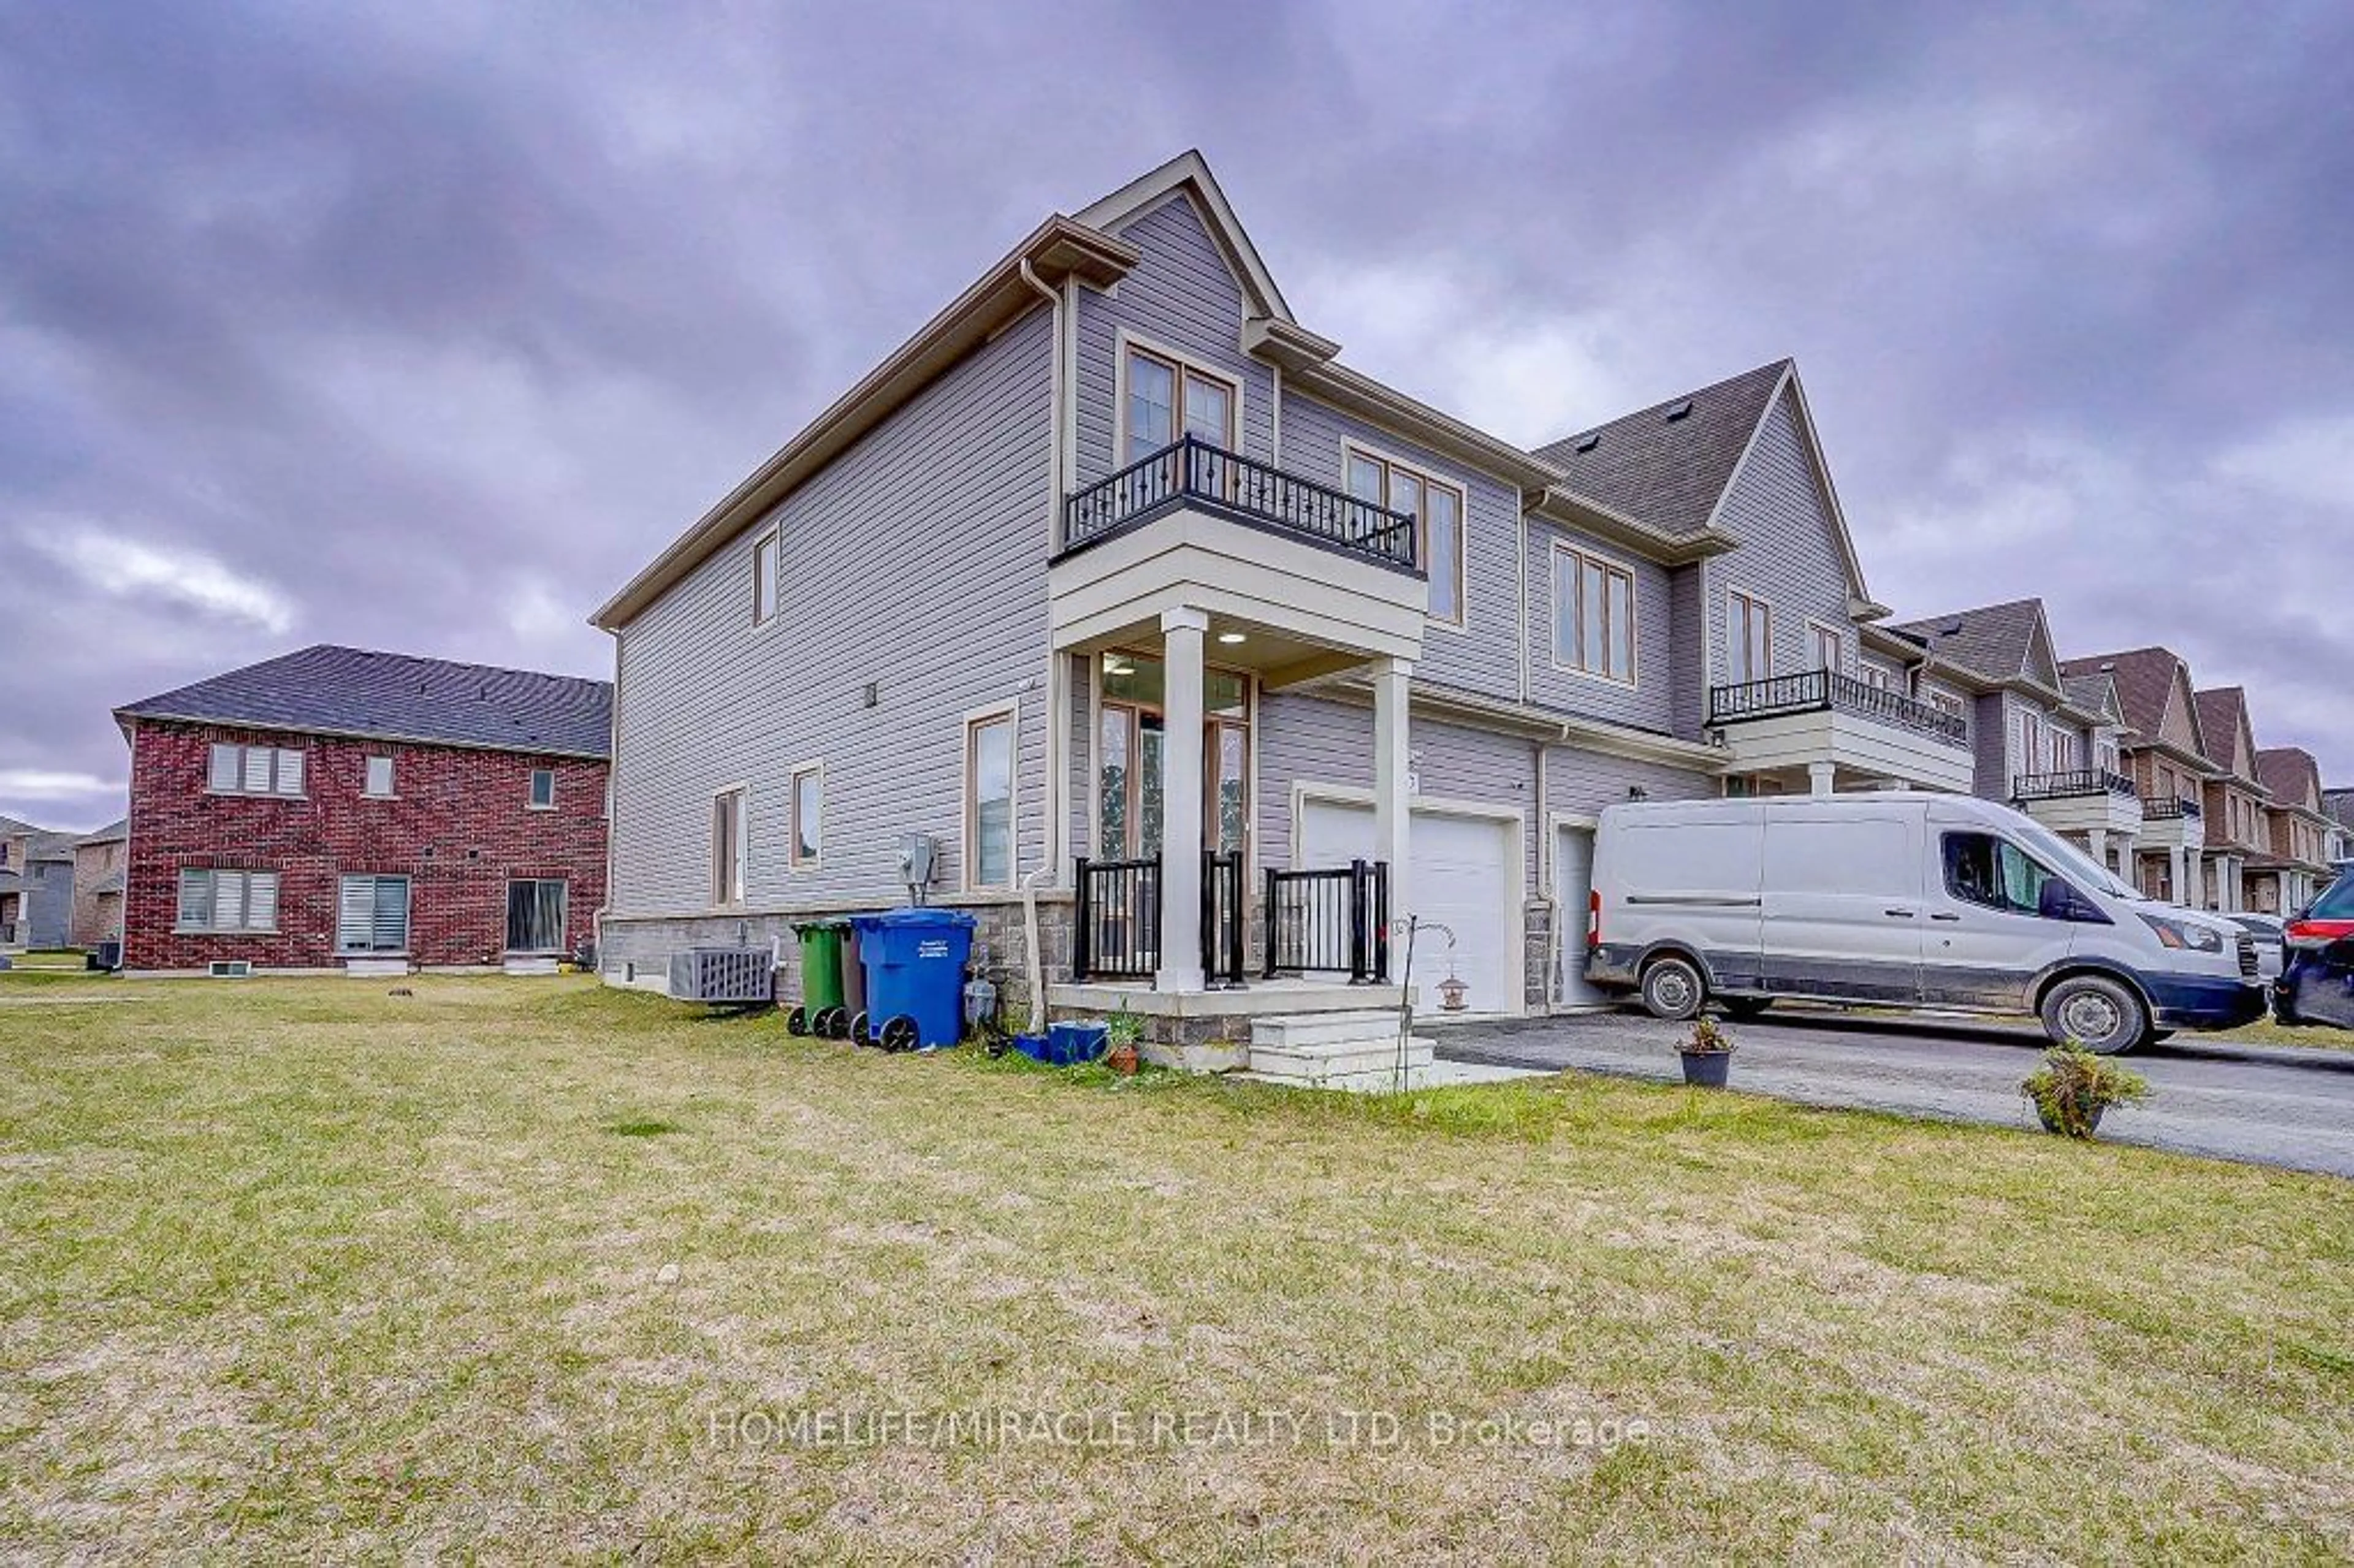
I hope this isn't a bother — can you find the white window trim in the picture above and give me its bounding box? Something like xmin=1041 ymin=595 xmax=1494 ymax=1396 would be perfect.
xmin=1343 ymin=436 xmax=1469 ymax=632
xmin=335 ymin=872 xmax=413 ymax=956
xmin=1724 ymin=586 xmax=1776 ymax=685
xmin=1113 ymin=329 xmax=1244 ymax=468
xmin=1547 ymin=539 xmax=1638 ymax=687
xmin=788 ymin=761 xmax=825 ymax=873
xmin=751 ymin=527 xmax=782 ymax=632
xmin=1805 ymin=618 xmax=1848 ymax=676
xmin=364 ymin=755 xmax=397 ymax=800
xmin=527 ymin=768 xmax=557 ymax=812
xmin=709 ymin=783 xmax=750 ymax=909
xmin=963 ymin=701 xmax=1020 ymax=892
xmin=206 ymin=742 xmax=307 ymax=799
xmin=173 ymin=868 xmax=281 ymax=935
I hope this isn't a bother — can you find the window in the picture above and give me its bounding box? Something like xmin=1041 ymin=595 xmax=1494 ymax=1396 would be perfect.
xmin=364 ymin=756 xmax=395 ymax=798
xmin=208 ymin=742 xmax=304 ymax=797
xmin=1942 ymin=832 xmax=2063 ymax=918
xmin=177 ymin=869 xmax=279 ymax=933
xmin=790 ymin=765 xmax=823 ymax=869
xmin=1552 ymin=545 xmax=1634 ymax=682
xmin=1811 ymin=625 xmax=1844 ymax=673
xmin=967 ymin=710 xmax=1015 ymax=888
xmin=752 ymin=530 xmax=780 ymax=627
xmin=2050 ymin=729 xmax=2078 ymax=772
xmin=711 ymin=788 xmax=747 ymax=906
xmin=2015 ymin=711 xmax=2041 ymax=775
xmin=1347 ymin=447 xmax=1465 ymax=623
xmin=506 ymin=878 xmax=568 ymax=954
xmin=1862 ymin=662 xmax=1900 ymax=693
xmin=1123 ymin=344 xmax=1236 ymax=463
xmin=528 ymin=769 xmax=556 ymax=810
xmin=1727 ymin=591 xmax=1772 ymax=685
xmin=337 ymin=875 xmax=410 ymax=954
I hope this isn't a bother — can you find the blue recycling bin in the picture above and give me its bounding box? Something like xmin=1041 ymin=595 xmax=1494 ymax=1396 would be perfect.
xmin=850 ymin=908 xmax=977 ymax=1051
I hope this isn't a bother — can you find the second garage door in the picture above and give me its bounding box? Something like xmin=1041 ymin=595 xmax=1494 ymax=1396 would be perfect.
xmin=1297 ymin=797 xmax=1518 ymax=1017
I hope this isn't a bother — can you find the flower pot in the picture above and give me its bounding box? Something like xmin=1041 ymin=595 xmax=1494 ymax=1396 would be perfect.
xmin=1678 ymin=1049 xmax=1731 ymax=1088
xmin=1107 ymin=1042 xmax=1140 ymax=1077
xmin=2035 ymin=1101 xmax=2104 ymax=1138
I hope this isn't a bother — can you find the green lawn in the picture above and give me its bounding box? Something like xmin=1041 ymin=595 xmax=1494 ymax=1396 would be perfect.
xmin=1 ymin=977 xmax=2349 ymax=1561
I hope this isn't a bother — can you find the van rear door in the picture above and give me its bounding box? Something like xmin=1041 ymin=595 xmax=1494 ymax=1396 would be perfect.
xmin=1757 ymin=805 xmax=1925 ymax=1003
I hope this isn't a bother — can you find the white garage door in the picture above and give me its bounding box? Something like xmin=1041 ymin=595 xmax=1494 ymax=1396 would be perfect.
xmin=1555 ymin=824 xmax=1605 ymax=1007
xmin=1297 ymin=798 xmax=1517 ymax=1017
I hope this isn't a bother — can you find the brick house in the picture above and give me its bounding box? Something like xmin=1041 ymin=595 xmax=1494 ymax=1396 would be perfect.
xmin=113 ymin=645 xmax=612 ymax=976
xmin=70 ymin=817 xmax=127 ymax=948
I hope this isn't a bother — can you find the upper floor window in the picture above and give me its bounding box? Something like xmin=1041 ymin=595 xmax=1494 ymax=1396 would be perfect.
xmin=1810 ymin=625 xmax=1844 ymax=673
xmin=1124 ymin=344 xmax=1235 ymax=463
xmin=1862 ymin=662 xmax=1901 ymax=694
xmin=752 ymin=529 xmax=780 ymax=628
xmin=2050 ymin=729 xmax=2078 ymax=772
xmin=1347 ymin=448 xmax=1464 ymax=624
xmin=364 ymin=756 xmax=395 ymax=798
xmin=711 ymin=787 xmax=747 ymax=906
xmin=1551 ymin=544 xmax=1633 ymax=683
xmin=1726 ymin=590 xmax=1772 ymax=685
xmin=209 ymin=742 xmax=304 ymax=797
xmin=528 ymin=769 xmax=556 ymax=810
xmin=1929 ymin=691 xmax=1968 ymax=728
xmin=2014 ymin=711 xmax=2043 ymax=774
xmin=790 ymin=764 xmax=823 ymax=869
xmin=177 ymin=869 xmax=278 ymax=934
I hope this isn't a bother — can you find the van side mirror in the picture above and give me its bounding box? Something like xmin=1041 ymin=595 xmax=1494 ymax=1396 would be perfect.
xmin=2037 ymin=880 xmax=2103 ymax=924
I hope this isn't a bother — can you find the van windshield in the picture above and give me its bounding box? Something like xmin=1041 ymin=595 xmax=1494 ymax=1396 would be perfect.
xmin=2007 ymin=821 xmax=2136 ymax=900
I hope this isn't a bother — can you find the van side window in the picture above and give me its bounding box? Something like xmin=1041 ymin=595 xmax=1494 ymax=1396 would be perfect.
xmin=1942 ymin=832 xmax=2060 ymax=917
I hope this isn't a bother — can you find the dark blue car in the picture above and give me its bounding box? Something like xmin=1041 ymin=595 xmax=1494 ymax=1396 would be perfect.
xmin=2276 ymin=870 xmax=2354 ymax=1030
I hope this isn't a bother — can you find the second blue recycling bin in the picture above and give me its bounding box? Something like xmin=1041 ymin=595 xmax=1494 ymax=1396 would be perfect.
xmin=850 ymin=908 xmax=978 ymax=1051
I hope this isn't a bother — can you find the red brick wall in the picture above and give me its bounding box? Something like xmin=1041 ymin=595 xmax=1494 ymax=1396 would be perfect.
xmin=123 ymin=721 xmax=609 ymax=972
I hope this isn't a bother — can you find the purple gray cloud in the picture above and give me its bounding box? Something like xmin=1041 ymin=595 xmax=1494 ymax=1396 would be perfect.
xmin=4 ymin=0 xmax=2350 ymax=829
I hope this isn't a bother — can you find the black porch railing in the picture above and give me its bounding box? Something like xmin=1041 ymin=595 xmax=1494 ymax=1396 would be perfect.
xmin=1200 ymin=850 xmax=1246 ymax=988
xmin=2013 ymin=768 xmax=2140 ymax=802
xmin=1072 ymin=855 xmax=1159 ymax=982
xmin=1262 ymin=860 xmax=1390 ymax=984
xmin=2142 ymin=796 xmax=2203 ymax=821
xmin=1707 ymin=668 xmax=1969 ymax=746
xmin=1060 ymin=436 xmax=1420 ymax=572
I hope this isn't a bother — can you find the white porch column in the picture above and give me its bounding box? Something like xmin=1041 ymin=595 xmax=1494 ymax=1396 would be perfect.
xmin=2087 ymin=829 xmax=2108 ymax=872
xmin=1373 ymin=657 xmax=1414 ymax=945
xmin=1808 ymin=761 xmax=1837 ymax=796
xmin=1156 ymin=607 xmax=1208 ymax=992
xmin=2170 ymin=845 xmax=2188 ymax=905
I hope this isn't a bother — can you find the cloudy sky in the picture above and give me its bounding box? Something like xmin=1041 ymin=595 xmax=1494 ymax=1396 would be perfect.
xmin=4 ymin=1 xmax=2350 ymax=829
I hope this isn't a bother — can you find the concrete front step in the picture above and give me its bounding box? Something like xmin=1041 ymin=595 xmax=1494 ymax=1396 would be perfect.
xmin=1249 ymin=1035 xmax=1435 ymax=1084
xmin=1248 ymin=1009 xmax=1413 ymax=1049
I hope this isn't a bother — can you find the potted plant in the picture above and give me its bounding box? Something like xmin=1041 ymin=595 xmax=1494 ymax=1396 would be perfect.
xmin=1678 ymin=1014 xmax=1734 ymax=1087
xmin=1104 ymin=1003 xmax=1143 ymax=1077
xmin=2022 ymin=1045 xmax=2149 ymax=1138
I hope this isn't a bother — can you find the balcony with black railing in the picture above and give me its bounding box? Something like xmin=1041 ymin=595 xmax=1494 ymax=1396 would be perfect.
xmin=1060 ymin=436 xmax=1420 ymax=574
xmin=1708 ymin=669 xmax=1971 ymax=747
xmin=2013 ymin=769 xmax=2140 ymax=802
xmin=2141 ymin=796 xmax=2203 ymax=821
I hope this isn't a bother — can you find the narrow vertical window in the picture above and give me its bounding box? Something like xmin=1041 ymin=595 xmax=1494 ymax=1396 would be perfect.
xmin=711 ymin=788 xmax=746 ymax=905
xmin=1727 ymin=591 xmax=1772 ymax=685
xmin=1811 ymin=625 xmax=1843 ymax=672
xmin=209 ymin=744 xmax=241 ymax=793
xmin=365 ymin=756 xmax=395 ymax=797
xmin=1126 ymin=350 xmax=1176 ymax=463
xmin=752 ymin=530 xmax=780 ymax=627
xmin=790 ymin=765 xmax=823 ymax=869
xmin=968 ymin=712 xmax=1015 ymax=889
xmin=1425 ymin=484 xmax=1463 ymax=624
xmin=1550 ymin=546 xmax=1636 ymax=683
xmin=529 ymin=769 xmax=556 ymax=810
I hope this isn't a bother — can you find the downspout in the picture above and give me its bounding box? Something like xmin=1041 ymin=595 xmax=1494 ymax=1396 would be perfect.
xmin=599 ymin=626 xmax=623 ymax=979
xmin=1517 ymin=494 xmax=1533 ymax=706
xmin=1018 ymin=258 xmax=1065 ymax=1033
xmin=1534 ymin=738 xmax=1553 ymax=1010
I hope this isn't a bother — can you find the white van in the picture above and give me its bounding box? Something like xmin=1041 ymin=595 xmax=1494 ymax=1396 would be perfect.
xmin=1586 ymin=793 xmax=2266 ymax=1053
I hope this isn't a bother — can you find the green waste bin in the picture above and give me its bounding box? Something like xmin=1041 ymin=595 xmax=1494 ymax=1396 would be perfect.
xmin=787 ymin=919 xmax=849 ymax=1037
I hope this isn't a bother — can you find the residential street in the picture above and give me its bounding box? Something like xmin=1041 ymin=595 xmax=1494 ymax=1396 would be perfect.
xmin=1435 ymin=1007 xmax=2354 ymax=1178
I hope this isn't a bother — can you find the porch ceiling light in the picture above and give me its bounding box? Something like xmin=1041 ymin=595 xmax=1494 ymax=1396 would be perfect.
xmin=1217 ymin=631 xmax=1246 ymax=644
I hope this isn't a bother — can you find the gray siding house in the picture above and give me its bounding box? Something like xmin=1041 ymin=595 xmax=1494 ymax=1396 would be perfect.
xmin=593 ymin=152 xmax=1940 ymax=1044
xmin=0 ymin=818 xmax=76 ymax=950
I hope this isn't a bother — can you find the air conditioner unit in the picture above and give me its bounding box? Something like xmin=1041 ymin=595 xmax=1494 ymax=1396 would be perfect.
xmin=207 ymin=960 xmax=252 ymax=979
xmin=666 ymin=947 xmax=774 ymax=1005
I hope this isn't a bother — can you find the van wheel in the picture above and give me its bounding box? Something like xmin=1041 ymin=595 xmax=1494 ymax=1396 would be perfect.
xmin=1721 ymin=997 xmax=1772 ymax=1021
xmin=2038 ymin=974 xmax=2147 ymax=1056
xmin=1640 ymin=956 xmax=1707 ymax=1022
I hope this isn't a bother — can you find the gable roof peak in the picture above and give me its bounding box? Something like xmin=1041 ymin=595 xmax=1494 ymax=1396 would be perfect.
xmin=1071 ymin=148 xmax=1292 ymax=324
xmin=1531 ymin=359 xmax=1794 ymax=544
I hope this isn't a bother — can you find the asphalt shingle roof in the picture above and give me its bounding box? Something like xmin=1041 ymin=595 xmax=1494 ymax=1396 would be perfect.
xmin=2061 ymin=672 xmax=2119 ymax=718
xmin=116 ymin=645 xmax=613 ymax=759
xmin=1887 ymin=598 xmax=2048 ymax=687
xmin=2059 ymin=648 xmax=2200 ymax=753
xmin=2193 ymin=688 xmax=2253 ymax=778
xmin=1534 ymin=360 xmax=1791 ymax=539
xmin=76 ymin=818 xmax=126 ymax=847
xmin=2256 ymin=747 xmax=2320 ymax=809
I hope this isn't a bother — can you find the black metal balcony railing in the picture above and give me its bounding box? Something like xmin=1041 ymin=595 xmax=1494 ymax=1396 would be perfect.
xmin=2142 ymin=796 xmax=2203 ymax=821
xmin=1707 ymin=669 xmax=1970 ymax=746
xmin=1061 ymin=436 xmax=1420 ymax=573
xmin=1200 ymin=850 xmax=1246 ymax=989
xmin=2013 ymin=769 xmax=2141 ymax=803
xmin=1263 ymin=860 xmax=1390 ymax=984
xmin=1072 ymin=855 xmax=1159 ymax=982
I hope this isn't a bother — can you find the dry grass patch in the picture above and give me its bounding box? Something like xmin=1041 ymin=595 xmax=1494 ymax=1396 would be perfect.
xmin=0 ymin=976 xmax=2348 ymax=1561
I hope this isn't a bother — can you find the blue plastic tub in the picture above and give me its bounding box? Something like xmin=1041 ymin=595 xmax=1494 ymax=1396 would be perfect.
xmin=1046 ymin=1021 xmax=1109 ymax=1067
xmin=1011 ymin=1033 xmax=1051 ymax=1063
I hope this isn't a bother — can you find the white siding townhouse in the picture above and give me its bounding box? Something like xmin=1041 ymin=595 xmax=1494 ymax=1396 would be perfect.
xmin=592 ymin=152 xmax=1983 ymax=1051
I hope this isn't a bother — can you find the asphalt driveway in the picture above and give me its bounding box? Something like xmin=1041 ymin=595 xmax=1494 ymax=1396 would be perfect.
xmin=1434 ymin=1007 xmax=2354 ymax=1178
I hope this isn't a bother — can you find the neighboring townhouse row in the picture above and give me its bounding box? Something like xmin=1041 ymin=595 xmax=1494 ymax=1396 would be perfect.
xmin=590 ymin=150 xmax=1993 ymax=1035
xmin=111 ymin=645 xmax=612 ymax=976
xmin=0 ymin=816 xmax=77 ymax=950
xmin=70 ymin=818 xmax=126 ymax=948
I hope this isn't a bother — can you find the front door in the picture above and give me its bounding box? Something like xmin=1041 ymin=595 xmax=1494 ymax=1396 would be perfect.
xmin=1097 ymin=654 xmax=1250 ymax=861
